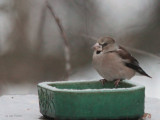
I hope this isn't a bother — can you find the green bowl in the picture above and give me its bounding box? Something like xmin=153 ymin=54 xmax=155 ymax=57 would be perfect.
xmin=37 ymin=80 xmax=145 ymax=119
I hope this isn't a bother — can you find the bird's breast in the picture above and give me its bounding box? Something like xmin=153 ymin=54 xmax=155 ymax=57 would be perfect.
xmin=93 ymin=52 xmax=135 ymax=80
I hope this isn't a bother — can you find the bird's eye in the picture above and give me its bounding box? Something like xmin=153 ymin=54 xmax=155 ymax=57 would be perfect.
xmin=100 ymin=43 xmax=108 ymax=48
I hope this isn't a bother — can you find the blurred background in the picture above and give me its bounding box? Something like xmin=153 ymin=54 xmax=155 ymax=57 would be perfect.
xmin=0 ymin=0 xmax=160 ymax=98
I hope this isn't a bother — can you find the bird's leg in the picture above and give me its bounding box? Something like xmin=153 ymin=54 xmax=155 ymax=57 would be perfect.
xmin=114 ymin=79 xmax=121 ymax=87
xmin=100 ymin=79 xmax=107 ymax=85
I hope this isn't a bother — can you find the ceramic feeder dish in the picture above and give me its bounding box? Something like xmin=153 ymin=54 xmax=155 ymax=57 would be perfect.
xmin=37 ymin=80 xmax=145 ymax=120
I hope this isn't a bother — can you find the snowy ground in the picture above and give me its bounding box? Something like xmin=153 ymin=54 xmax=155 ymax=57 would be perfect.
xmin=0 ymin=95 xmax=159 ymax=120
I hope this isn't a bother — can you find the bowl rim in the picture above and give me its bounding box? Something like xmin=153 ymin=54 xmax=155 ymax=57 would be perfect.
xmin=37 ymin=80 xmax=145 ymax=93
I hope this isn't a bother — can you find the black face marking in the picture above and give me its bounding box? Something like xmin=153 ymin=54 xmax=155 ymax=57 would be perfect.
xmin=102 ymin=43 xmax=108 ymax=47
xmin=96 ymin=51 xmax=101 ymax=54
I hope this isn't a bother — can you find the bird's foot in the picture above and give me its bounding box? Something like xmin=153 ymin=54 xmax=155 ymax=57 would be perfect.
xmin=114 ymin=79 xmax=121 ymax=87
xmin=100 ymin=79 xmax=107 ymax=85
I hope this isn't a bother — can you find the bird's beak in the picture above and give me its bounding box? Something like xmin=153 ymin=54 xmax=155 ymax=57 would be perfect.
xmin=92 ymin=43 xmax=102 ymax=51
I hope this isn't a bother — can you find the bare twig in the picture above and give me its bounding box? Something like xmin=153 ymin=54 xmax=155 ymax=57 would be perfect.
xmin=81 ymin=34 xmax=97 ymax=41
xmin=45 ymin=0 xmax=71 ymax=80
xmin=82 ymin=34 xmax=160 ymax=60
xmin=124 ymin=46 xmax=160 ymax=60
xmin=37 ymin=3 xmax=47 ymax=54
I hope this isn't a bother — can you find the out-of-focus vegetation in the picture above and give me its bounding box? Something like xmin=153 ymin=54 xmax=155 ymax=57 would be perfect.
xmin=0 ymin=0 xmax=160 ymax=95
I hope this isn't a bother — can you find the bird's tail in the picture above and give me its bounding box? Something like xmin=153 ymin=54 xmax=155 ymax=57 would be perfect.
xmin=143 ymin=73 xmax=152 ymax=78
xmin=125 ymin=63 xmax=152 ymax=78
xmin=137 ymin=67 xmax=152 ymax=78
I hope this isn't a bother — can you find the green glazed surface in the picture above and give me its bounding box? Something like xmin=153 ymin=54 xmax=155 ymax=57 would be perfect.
xmin=37 ymin=80 xmax=145 ymax=119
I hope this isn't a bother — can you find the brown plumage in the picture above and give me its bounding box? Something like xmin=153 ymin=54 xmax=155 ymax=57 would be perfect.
xmin=92 ymin=37 xmax=151 ymax=86
xmin=116 ymin=46 xmax=151 ymax=78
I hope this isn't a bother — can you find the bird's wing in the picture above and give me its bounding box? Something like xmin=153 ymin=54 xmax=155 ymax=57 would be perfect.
xmin=116 ymin=46 xmax=151 ymax=78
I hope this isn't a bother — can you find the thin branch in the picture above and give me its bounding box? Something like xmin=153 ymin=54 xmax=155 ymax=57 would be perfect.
xmin=46 ymin=0 xmax=71 ymax=80
xmin=82 ymin=34 xmax=160 ymax=60
xmin=124 ymin=46 xmax=160 ymax=60
xmin=36 ymin=3 xmax=47 ymax=54
xmin=81 ymin=34 xmax=97 ymax=41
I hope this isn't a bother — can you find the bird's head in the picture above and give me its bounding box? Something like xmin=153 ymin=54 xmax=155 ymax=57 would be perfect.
xmin=92 ymin=37 xmax=117 ymax=54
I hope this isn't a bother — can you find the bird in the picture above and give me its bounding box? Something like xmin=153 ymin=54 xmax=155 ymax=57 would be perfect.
xmin=92 ymin=37 xmax=151 ymax=87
